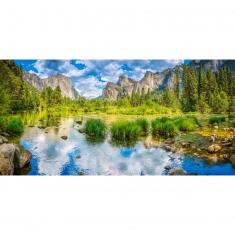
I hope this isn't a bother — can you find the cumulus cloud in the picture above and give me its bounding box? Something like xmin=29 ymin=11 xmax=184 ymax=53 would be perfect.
xmin=21 ymin=59 xmax=184 ymax=98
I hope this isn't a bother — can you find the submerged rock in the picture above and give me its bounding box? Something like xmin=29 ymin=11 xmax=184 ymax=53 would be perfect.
xmin=230 ymin=155 xmax=235 ymax=168
xmin=168 ymin=168 xmax=187 ymax=175
xmin=78 ymin=128 xmax=85 ymax=133
xmin=207 ymin=144 xmax=222 ymax=153
xmin=61 ymin=136 xmax=68 ymax=140
xmin=76 ymin=120 xmax=83 ymax=125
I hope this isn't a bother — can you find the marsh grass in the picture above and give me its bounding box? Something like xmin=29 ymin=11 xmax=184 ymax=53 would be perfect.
xmin=134 ymin=118 xmax=149 ymax=135
xmin=231 ymin=119 xmax=235 ymax=127
xmin=151 ymin=116 xmax=198 ymax=137
xmin=208 ymin=116 xmax=226 ymax=125
xmin=111 ymin=120 xmax=141 ymax=140
xmin=84 ymin=118 xmax=107 ymax=138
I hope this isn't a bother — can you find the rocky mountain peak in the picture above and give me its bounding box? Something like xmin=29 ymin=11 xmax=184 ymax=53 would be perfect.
xmin=23 ymin=72 xmax=78 ymax=99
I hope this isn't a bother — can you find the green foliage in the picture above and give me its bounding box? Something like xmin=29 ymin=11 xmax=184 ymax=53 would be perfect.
xmin=230 ymin=119 xmax=235 ymax=127
xmin=84 ymin=118 xmax=107 ymax=138
xmin=151 ymin=118 xmax=178 ymax=137
xmin=208 ymin=116 xmax=226 ymax=125
xmin=0 ymin=116 xmax=24 ymax=135
xmin=174 ymin=117 xmax=197 ymax=131
xmin=134 ymin=118 xmax=149 ymax=135
xmin=228 ymin=112 xmax=235 ymax=119
xmin=111 ymin=120 xmax=141 ymax=140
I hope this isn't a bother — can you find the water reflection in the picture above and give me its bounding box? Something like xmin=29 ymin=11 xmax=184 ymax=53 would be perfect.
xmin=18 ymin=115 xmax=235 ymax=175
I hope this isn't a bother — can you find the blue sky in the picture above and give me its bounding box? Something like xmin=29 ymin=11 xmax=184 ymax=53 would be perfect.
xmin=15 ymin=60 xmax=184 ymax=98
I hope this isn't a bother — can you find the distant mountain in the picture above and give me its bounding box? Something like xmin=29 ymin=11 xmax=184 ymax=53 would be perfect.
xmin=102 ymin=65 xmax=184 ymax=100
xmin=23 ymin=72 xmax=78 ymax=99
xmin=102 ymin=60 xmax=235 ymax=100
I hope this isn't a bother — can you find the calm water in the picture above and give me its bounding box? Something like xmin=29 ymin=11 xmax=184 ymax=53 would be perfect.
xmin=19 ymin=117 xmax=235 ymax=175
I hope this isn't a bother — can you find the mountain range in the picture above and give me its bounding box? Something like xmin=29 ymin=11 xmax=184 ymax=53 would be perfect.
xmin=23 ymin=60 xmax=235 ymax=100
xmin=23 ymin=72 xmax=78 ymax=99
xmin=102 ymin=60 xmax=235 ymax=100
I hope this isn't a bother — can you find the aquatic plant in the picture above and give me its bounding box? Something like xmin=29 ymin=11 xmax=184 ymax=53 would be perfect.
xmin=231 ymin=119 xmax=235 ymax=127
xmin=84 ymin=118 xmax=107 ymax=138
xmin=111 ymin=120 xmax=141 ymax=140
xmin=174 ymin=117 xmax=197 ymax=131
xmin=151 ymin=119 xmax=178 ymax=137
xmin=228 ymin=112 xmax=235 ymax=119
xmin=208 ymin=116 xmax=226 ymax=125
xmin=134 ymin=118 xmax=149 ymax=135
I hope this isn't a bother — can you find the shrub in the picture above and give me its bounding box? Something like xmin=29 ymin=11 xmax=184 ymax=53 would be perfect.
xmin=208 ymin=116 xmax=226 ymax=125
xmin=84 ymin=118 xmax=107 ymax=138
xmin=5 ymin=116 xmax=24 ymax=135
xmin=111 ymin=120 xmax=141 ymax=140
xmin=134 ymin=118 xmax=149 ymax=135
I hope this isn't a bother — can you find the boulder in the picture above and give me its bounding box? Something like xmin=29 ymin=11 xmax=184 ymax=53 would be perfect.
xmin=0 ymin=135 xmax=8 ymax=144
xmin=78 ymin=128 xmax=85 ymax=133
xmin=0 ymin=144 xmax=15 ymax=175
xmin=207 ymin=144 xmax=222 ymax=153
xmin=14 ymin=144 xmax=32 ymax=169
xmin=208 ymin=135 xmax=216 ymax=142
xmin=168 ymin=168 xmax=187 ymax=175
xmin=61 ymin=136 xmax=68 ymax=140
xmin=230 ymin=155 xmax=235 ymax=168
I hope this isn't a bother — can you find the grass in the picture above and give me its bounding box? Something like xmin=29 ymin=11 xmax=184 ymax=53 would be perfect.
xmin=208 ymin=116 xmax=226 ymax=125
xmin=151 ymin=119 xmax=178 ymax=137
xmin=151 ymin=116 xmax=198 ymax=137
xmin=231 ymin=119 xmax=235 ymax=127
xmin=84 ymin=118 xmax=107 ymax=138
xmin=111 ymin=120 xmax=141 ymax=140
xmin=228 ymin=112 xmax=235 ymax=119
xmin=0 ymin=116 xmax=24 ymax=135
xmin=134 ymin=118 xmax=149 ymax=135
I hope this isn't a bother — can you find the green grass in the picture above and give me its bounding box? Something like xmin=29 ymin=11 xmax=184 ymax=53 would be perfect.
xmin=231 ymin=119 xmax=235 ymax=127
xmin=173 ymin=117 xmax=197 ymax=131
xmin=111 ymin=120 xmax=141 ymax=140
xmin=0 ymin=116 xmax=24 ymax=135
xmin=228 ymin=112 xmax=235 ymax=119
xmin=208 ymin=116 xmax=226 ymax=125
xmin=151 ymin=119 xmax=178 ymax=137
xmin=84 ymin=118 xmax=107 ymax=138
xmin=151 ymin=116 xmax=198 ymax=137
xmin=134 ymin=118 xmax=149 ymax=135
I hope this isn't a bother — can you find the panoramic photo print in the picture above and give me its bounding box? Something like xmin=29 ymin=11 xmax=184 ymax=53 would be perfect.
xmin=0 ymin=59 xmax=235 ymax=175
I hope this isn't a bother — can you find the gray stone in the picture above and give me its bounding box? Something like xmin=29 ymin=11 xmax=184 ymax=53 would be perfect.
xmin=0 ymin=144 xmax=15 ymax=175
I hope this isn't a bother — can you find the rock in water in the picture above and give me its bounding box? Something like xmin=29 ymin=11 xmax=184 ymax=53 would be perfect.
xmin=14 ymin=144 xmax=32 ymax=169
xmin=230 ymin=155 xmax=235 ymax=168
xmin=0 ymin=144 xmax=15 ymax=175
xmin=61 ymin=136 xmax=68 ymax=140
xmin=0 ymin=135 xmax=8 ymax=144
xmin=207 ymin=144 xmax=222 ymax=153
xmin=168 ymin=168 xmax=187 ymax=175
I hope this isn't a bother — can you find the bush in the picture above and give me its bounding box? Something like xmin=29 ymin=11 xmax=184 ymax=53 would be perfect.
xmin=208 ymin=116 xmax=226 ymax=125
xmin=84 ymin=118 xmax=107 ymax=138
xmin=5 ymin=116 xmax=24 ymax=135
xmin=111 ymin=120 xmax=141 ymax=140
xmin=134 ymin=118 xmax=149 ymax=135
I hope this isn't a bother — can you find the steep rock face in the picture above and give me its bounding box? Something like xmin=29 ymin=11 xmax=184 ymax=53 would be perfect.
xmin=102 ymin=60 xmax=235 ymax=100
xmin=23 ymin=72 xmax=78 ymax=99
xmin=102 ymin=66 xmax=184 ymax=100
